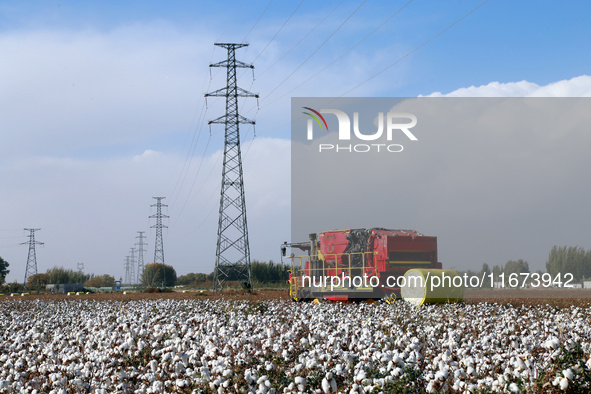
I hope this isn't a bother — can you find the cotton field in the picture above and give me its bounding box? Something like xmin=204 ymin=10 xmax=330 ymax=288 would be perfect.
xmin=1 ymin=298 xmax=591 ymax=393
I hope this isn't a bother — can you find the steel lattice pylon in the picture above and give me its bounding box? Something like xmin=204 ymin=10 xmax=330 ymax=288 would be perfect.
xmin=136 ymin=231 xmax=147 ymax=284
xmin=22 ymin=228 xmax=43 ymax=289
xmin=129 ymin=247 xmax=136 ymax=285
xmin=205 ymin=43 xmax=258 ymax=292
xmin=124 ymin=255 xmax=132 ymax=285
xmin=150 ymin=197 xmax=168 ymax=288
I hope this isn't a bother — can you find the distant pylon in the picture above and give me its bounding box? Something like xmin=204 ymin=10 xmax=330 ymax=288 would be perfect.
xmin=206 ymin=43 xmax=257 ymax=293
xmin=150 ymin=197 xmax=168 ymax=288
xmin=22 ymin=228 xmax=43 ymax=289
xmin=124 ymin=256 xmax=131 ymax=285
xmin=136 ymin=231 xmax=147 ymax=284
xmin=77 ymin=262 xmax=84 ymax=273
xmin=129 ymin=247 xmax=136 ymax=285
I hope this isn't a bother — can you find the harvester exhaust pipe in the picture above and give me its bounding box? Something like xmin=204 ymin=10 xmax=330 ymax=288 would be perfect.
xmin=309 ymin=233 xmax=318 ymax=278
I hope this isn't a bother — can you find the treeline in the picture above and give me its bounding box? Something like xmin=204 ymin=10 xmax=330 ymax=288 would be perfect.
xmin=177 ymin=260 xmax=290 ymax=287
xmin=461 ymin=244 xmax=591 ymax=287
xmin=25 ymin=266 xmax=115 ymax=288
xmin=546 ymin=246 xmax=591 ymax=282
xmin=461 ymin=259 xmax=534 ymax=288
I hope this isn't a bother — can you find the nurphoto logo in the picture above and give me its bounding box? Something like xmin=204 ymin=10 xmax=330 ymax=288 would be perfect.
xmin=302 ymin=106 xmax=418 ymax=153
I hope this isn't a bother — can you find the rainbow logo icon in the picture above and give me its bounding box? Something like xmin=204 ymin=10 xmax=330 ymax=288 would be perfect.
xmin=302 ymin=107 xmax=329 ymax=132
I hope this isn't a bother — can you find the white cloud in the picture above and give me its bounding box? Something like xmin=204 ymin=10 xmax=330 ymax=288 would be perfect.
xmin=425 ymin=75 xmax=591 ymax=97
xmin=0 ymin=136 xmax=289 ymax=283
xmin=133 ymin=149 xmax=161 ymax=162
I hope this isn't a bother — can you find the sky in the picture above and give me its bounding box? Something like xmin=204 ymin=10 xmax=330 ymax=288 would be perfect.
xmin=1 ymin=0 xmax=591 ymax=283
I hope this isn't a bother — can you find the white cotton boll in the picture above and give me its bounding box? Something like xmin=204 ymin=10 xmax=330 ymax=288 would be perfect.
xmin=426 ymin=380 xmax=436 ymax=393
xmin=321 ymin=378 xmax=330 ymax=393
xmin=355 ymin=370 xmax=366 ymax=382
xmin=330 ymin=378 xmax=337 ymax=392
xmin=562 ymin=369 xmax=574 ymax=380
xmin=391 ymin=367 xmax=402 ymax=377
xmin=559 ymin=377 xmax=569 ymax=390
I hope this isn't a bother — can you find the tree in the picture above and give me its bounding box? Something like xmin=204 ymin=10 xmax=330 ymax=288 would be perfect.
xmin=46 ymin=266 xmax=90 ymax=284
xmin=251 ymin=260 xmax=290 ymax=283
xmin=177 ymin=273 xmax=207 ymax=286
xmin=85 ymin=274 xmax=116 ymax=288
xmin=546 ymin=245 xmax=591 ymax=282
xmin=141 ymin=263 xmax=177 ymax=287
xmin=503 ymin=259 xmax=530 ymax=276
xmin=27 ymin=273 xmax=49 ymax=287
xmin=0 ymin=256 xmax=9 ymax=285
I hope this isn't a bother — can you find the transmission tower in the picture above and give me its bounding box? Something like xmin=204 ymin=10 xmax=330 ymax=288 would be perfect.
xmin=136 ymin=231 xmax=147 ymax=284
xmin=205 ymin=43 xmax=257 ymax=292
xmin=124 ymin=256 xmax=131 ymax=285
xmin=77 ymin=263 xmax=84 ymax=273
xmin=22 ymin=228 xmax=43 ymax=289
xmin=129 ymin=247 xmax=136 ymax=285
xmin=150 ymin=197 xmax=168 ymax=288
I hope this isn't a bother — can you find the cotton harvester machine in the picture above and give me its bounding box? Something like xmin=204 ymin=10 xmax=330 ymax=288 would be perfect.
xmin=281 ymin=228 xmax=463 ymax=304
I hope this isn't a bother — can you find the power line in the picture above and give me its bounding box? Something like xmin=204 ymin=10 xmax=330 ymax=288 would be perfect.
xmin=255 ymin=0 xmax=414 ymax=106
xmin=242 ymin=0 xmax=275 ymax=43
xmin=250 ymin=0 xmax=305 ymax=65
xmin=260 ymin=0 xmax=367 ymax=103
xmin=255 ymin=0 xmax=346 ymax=80
xmin=340 ymin=0 xmax=491 ymax=97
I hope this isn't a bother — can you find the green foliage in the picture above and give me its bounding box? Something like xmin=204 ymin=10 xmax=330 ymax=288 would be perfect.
xmin=141 ymin=263 xmax=177 ymax=287
xmin=27 ymin=273 xmax=49 ymax=287
xmin=0 ymin=256 xmax=9 ymax=284
xmin=177 ymin=260 xmax=290 ymax=288
xmin=251 ymin=260 xmax=290 ymax=283
xmin=46 ymin=266 xmax=91 ymax=284
xmin=84 ymin=274 xmax=116 ymax=287
xmin=503 ymin=259 xmax=530 ymax=276
xmin=177 ymin=272 xmax=207 ymax=286
xmin=546 ymin=245 xmax=591 ymax=282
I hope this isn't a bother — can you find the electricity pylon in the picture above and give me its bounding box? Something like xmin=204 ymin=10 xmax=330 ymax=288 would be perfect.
xmin=136 ymin=231 xmax=147 ymax=285
xmin=129 ymin=247 xmax=136 ymax=285
xmin=150 ymin=197 xmax=168 ymax=288
xmin=124 ymin=256 xmax=131 ymax=285
xmin=205 ymin=43 xmax=257 ymax=292
xmin=22 ymin=228 xmax=43 ymax=290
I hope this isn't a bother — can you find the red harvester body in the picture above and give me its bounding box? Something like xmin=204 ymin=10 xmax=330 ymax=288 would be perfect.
xmin=285 ymin=228 xmax=442 ymax=301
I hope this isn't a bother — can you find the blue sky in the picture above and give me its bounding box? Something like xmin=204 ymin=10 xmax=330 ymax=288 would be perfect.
xmin=1 ymin=0 xmax=590 ymax=283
